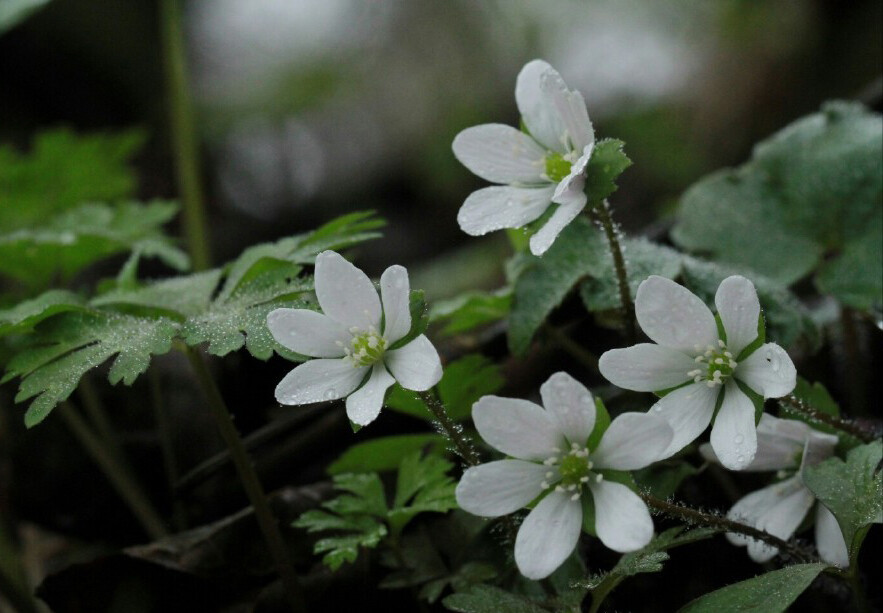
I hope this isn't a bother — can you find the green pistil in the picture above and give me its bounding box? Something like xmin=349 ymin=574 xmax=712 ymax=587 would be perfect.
xmin=544 ymin=153 xmax=572 ymax=182
xmin=344 ymin=327 xmax=387 ymax=367
xmin=687 ymin=340 xmax=738 ymax=388
xmin=541 ymin=443 xmax=600 ymax=501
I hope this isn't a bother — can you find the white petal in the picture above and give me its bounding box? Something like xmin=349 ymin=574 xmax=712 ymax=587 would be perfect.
xmin=379 ymin=265 xmax=411 ymax=345
xmin=599 ymin=344 xmax=696 ymax=392
xmin=552 ymin=144 xmax=592 ymax=203
xmin=747 ymin=483 xmax=815 ymax=563
xmin=635 ymin=276 xmax=719 ymax=354
xmin=457 ymin=185 xmax=555 ymax=236
xmin=455 ymin=460 xmax=548 ymax=517
xmin=816 ymin=504 xmax=850 ymax=568
xmin=715 ymin=275 xmax=761 ymax=356
xmin=735 ymin=343 xmax=797 ymax=399
xmin=649 ymin=382 xmax=719 ymax=459
xmin=514 ymin=490 xmax=583 ymax=579
xmin=709 ymin=382 xmax=758 ymax=471
xmin=472 ymin=396 xmax=562 ymax=461
xmin=529 ymin=195 xmax=586 ymax=256
xmin=539 ymin=372 xmax=596 ymax=445
xmin=345 ymin=363 xmax=395 ymax=426
xmin=725 ymin=476 xmax=803 ymax=548
xmin=383 ymin=335 xmax=442 ymax=391
xmin=451 ymin=124 xmax=547 ymax=184
xmin=800 ymin=429 xmax=839 ymax=469
xmin=274 ymin=359 xmax=367 ymax=405
xmin=314 ymin=251 xmax=381 ymax=330
xmin=515 ymin=59 xmax=568 ymax=152
xmin=590 ymin=480 xmax=654 ymax=552
xmin=593 ymin=413 xmax=674 ymax=470
xmin=539 ymin=70 xmax=594 ymax=153
xmin=266 ymin=308 xmax=348 ymax=357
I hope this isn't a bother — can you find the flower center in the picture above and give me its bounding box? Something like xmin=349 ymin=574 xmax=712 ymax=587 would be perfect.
xmin=540 ymin=442 xmax=602 ymax=501
xmin=687 ymin=340 xmax=738 ymax=388
xmin=544 ymin=152 xmax=573 ymax=182
xmin=343 ymin=326 xmax=387 ymax=367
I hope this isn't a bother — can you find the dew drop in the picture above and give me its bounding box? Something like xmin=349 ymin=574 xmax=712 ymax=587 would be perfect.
xmin=734 ymin=434 xmax=744 ymax=444
xmin=324 ymin=388 xmax=336 ymax=400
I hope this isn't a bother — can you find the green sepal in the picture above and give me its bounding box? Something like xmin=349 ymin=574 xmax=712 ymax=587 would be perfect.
xmin=586 ymin=396 xmax=611 ymax=451
xmin=734 ymin=379 xmax=765 ymax=425
xmin=387 ymin=290 xmax=429 ymax=351
xmin=735 ymin=313 xmax=766 ymax=362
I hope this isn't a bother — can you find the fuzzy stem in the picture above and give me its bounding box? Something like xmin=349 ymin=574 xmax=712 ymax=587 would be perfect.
xmin=60 ymin=403 xmax=168 ymax=540
xmin=185 ymin=348 xmax=305 ymax=611
xmin=779 ymin=395 xmax=879 ymax=443
xmin=639 ymin=493 xmax=813 ymax=563
xmin=418 ymin=390 xmax=480 ymax=467
xmin=591 ymin=200 xmax=636 ymax=344
xmin=160 ymin=0 xmax=211 ymax=271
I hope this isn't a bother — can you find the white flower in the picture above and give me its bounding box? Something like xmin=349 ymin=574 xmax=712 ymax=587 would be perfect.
xmin=700 ymin=414 xmax=849 ymax=567
xmin=452 ymin=59 xmax=595 ymax=256
xmin=599 ymin=275 xmax=797 ymax=470
xmin=266 ymin=251 xmax=442 ymax=426
xmin=455 ymin=372 xmax=673 ymax=580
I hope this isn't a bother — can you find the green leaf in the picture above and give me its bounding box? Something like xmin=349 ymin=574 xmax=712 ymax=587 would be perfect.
xmin=509 ymin=217 xmax=607 ymax=354
xmin=91 ymin=269 xmax=223 ymax=320
xmin=0 ymin=0 xmax=52 ymax=34
xmin=678 ymin=563 xmax=828 ymax=612
xmin=430 ymin=290 xmax=511 ymax=336
xmin=781 ymin=378 xmax=860 ymax=451
xmin=586 ymin=396 xmax=610 ymax=451
xmin=327 ymin=434 xmax=447 ymax=475
xmin=802 ymin=440 xmax=882 ymax=561
xmin=443 ymin=585 xmax=547 ymax=613
xmin=584 ymin=138 xmax=633 ymax=206
xmin=0 ymin=128 xmax=145 ymax=230
xmin=385 ymin=354 xmax=505 ymax=422
xmin=633 ymin=461 xmax=698 ymax=499
xmin=578 ymin=527 xmax=716 ymax=609
xmin=389 ymin=452 xmax=458 ymax=535
xmin=0 ymin=201 xmax=189 ymax=290
xmin=293 ymin=472 xmax=389 ymax=571
xmin=579 ymin=236 xmax=682 ymax=313
xmin=672 ymin=101 xmax=882 ymax=312
xmin=182 ymin=263 xmax=313 ymax=359
xmin=0 ymin=290 xmax=85 ymax=337
xmin=4 ymin=310 xmax=177 ymax=427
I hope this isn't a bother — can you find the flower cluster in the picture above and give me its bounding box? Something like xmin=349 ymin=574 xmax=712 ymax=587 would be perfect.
xmin=266 ymin=60 xmax=846 ymax=584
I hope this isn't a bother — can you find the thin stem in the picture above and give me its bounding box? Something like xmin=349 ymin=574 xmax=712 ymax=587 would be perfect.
xmin=544 ymin=324 xmax=599 ymax=372
xmin=149 ymin=368 xmax=188 ymax=531
xmin=639 ymin=493 xmax=814 ymax=563
xmin=591 ymin=200 xmax=636 ymax=344
xmin=779 ymin=395 xmax=879 ymax=443
xmin=160 ymin=0 xmax=211 ymax=271
xmin=185 ymin=347 xmax=305 ymax=612
xmin=60 ymin=403 xmax=169 ymax=540
xmin=418 ymin=390 xmax=480 ymax=467
xmin=78 ymin=374 xmax=123 ymax=460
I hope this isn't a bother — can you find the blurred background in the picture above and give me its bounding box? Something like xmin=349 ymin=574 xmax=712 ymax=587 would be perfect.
xmin=1 ymin=0 xmax=880 ymax=294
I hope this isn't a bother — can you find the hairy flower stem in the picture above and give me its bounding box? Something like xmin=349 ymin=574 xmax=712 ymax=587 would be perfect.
xmin=186 ymin=348 xmax=305 ymax=612
xmin=418 ymin=390 xmax=480 ymax=467
xmin=639 ymin=493 xmax=814 ymax=563
xmin=591 ymin=200 xmax=636 ymax=344
xmin=160 ymin=0 xmax=211 ymax=271
xmin=60 ymin=402 xmax=169 ymax=540
xmin=779 ymin=395 xmax=879 ymax=443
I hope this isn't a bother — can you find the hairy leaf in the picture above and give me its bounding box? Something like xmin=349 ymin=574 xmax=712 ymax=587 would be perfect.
xmin=327 ymin=434 xmax=446 ymax=475
xmin=443 ymin=585 xmax=547 ymax=613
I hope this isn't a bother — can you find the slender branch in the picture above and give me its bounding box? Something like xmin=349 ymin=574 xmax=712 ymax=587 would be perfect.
xmin=78 ymin=374 xmax=123 ymax=460
xmin=418 ymin=391 xmax=480 ymax=467
xmin=185 ymin=348 xmax=305 ymax=612
xmin=779 ymin=395 xmax=879 ymax=443
xmin=639 ymin=493 xmax=814 ymax=563
xmin=591 ymin=200 xmax=636 ymax=344
xmin=160 ymin=0 xmax=211 ymax=270
xmin=60 ymin=403 xmax=169 ymax=540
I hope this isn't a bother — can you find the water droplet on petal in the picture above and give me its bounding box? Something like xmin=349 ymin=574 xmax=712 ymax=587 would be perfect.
xmin=734 ymin=434 xmax=744 ymax=444
xmin=324 ymin=388 xmax=336 ymax=400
